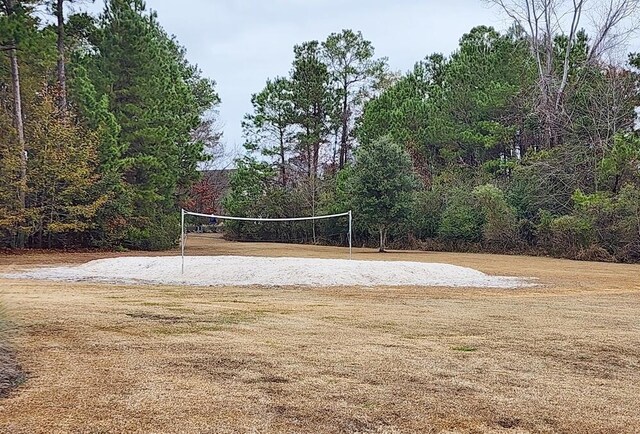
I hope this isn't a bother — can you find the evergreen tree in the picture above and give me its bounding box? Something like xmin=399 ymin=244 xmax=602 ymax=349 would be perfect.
xmin=88 ymin=0 xmax=218 ymax=248
xmin=321 ymin=29 xmax=387 ymax=169
xmin=242 ymin=77 xmax=295 ymax=187
xmin=290 ymin=40 xmax=332 ymax=179
xmin=347 ymin=136 xmax=416 ymax=252
xmin=0 ymin=0 xmax=30 ymax=246
xmin=357 ymin=56 xmax=444 ymax=185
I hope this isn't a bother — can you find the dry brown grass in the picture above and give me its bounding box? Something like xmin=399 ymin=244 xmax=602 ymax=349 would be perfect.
xmin=0 ymin=235 xmax=639 ymax=433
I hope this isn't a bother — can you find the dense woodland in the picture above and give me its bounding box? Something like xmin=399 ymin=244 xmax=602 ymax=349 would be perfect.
xmin=0 ymin=0 xmax=219 ymax=250
xmin=223 ymin=1 xmax=640 ymax=262
xmin=2 ymin=1 xmax=640 ymax=262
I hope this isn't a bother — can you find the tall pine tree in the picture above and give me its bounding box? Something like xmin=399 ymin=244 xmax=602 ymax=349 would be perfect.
xmin=88 ymin=0 xmax=218 ymax=249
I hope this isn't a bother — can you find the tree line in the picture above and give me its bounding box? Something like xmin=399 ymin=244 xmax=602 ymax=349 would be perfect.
xmin=3 ymin=0 xmax=640 ymax=262
xmin=223 ymin=0 xmax=640 ymax=262
xmin=1 ymin=0 xmax=219 ymax=250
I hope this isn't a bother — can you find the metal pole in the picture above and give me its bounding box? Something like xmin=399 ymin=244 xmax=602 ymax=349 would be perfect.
xmin=181 ymin=208 xmax=185 ymax=274
xmin=348 ymin=210 xmax=352 ymax=260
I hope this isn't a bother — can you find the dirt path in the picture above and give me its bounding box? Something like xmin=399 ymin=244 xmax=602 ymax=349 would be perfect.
xmin=0 ymin=238 xmax=639 ymax=433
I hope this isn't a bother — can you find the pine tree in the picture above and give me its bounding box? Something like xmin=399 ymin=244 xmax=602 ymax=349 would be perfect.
xmin=243 ymin=77 xmax=295 ymax=187
xmin=321 ymin=29 xmax=387 ymax=169
xmin=290 ymin=41 xmax=332 ymax=179
xmin=0 ymin=0 xmax=29 ymax=246
xmin=89 ymin=0 xmax=218 ymax=249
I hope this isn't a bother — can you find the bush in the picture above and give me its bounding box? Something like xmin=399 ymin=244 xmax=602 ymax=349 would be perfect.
xmin=535 ymin=209 xmax=556 ymax=250
xmin=576 ymin=245 xmax=615 ymax=262
xmin=473 ymin=184 xmax=519 ymax=248
xmin=508 ymin=146 xmax=594 ymax=219
xmin=611 ymin=185 xmax=640 ymax=261
xmin=438 ymin=191 xmax=483 ymax=243
xmin=598 ymin=133 xmax=640 ymax=193
xmin=569 ymin=186 xmax=640 ymax=261
xmin=572 ymin=190 xmax=616 ymax=249
xmin=616 ymin=240 xmax=640 ymax=263
xmin=518 ymin=218 xmax=536 ymax=245
xmin=410 ymin=189 xmax=444 ymax=239
xmin=124 ymin=213 xmax=180 ymax=251
xmin=548 ymin=215 xmax=594 ymax=256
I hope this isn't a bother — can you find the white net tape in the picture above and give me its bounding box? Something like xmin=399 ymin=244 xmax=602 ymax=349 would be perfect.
xmin=180 ymin=209 xmax=352 ymax=273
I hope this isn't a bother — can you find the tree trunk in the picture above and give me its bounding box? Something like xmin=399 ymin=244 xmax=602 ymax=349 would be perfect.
xmin=6 ymin=0 xmax=27 ymax=248
xmin=279 ymin=128 xmax=286 ymax=187
xmin=378 ymin=226 xmax=386 ymax=252
xmin=556 ymin=1 xmax=583 ymax=111
xmin=339 ymin=83 xmax=349 ymax=169
xmin=55 ymin=0 xmax=67 ymax=112
xmin=332 ymin=129 xmax=338 ymax=172
xmin=312 ymin=105 xmax=320 ymax=178
xmin=313 ymin=139 xmax=320 ymax=177
xmin=311 ymin=173 xmax=316 ymax=244
xmin=9 ymin=48 xmax=26 ymax=208
xmin=305 ymin=125 xmax=312 ymax=178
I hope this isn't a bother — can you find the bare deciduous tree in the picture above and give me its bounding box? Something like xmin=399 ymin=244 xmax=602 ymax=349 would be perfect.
xmin=588 ymin=0 xmax=640 ymax=63
xmin=487 ymin=0 xmax=640 ymax=146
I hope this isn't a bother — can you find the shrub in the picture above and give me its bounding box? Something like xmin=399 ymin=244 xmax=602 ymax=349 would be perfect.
xmin=598 ymin=133 xmax=640 ymax=193
xmin=518 ymin=218 xmax=536 ymax=246
xmin=410 ymin=189 xmax=444 ymax=239
xmin=576 ymin=245 xmax=615 ymax=262
xmin=473 ymin=184 xmax=519 ymax=248
xmin=124 ymin=213 xmax=180 ymax=251
xmin=611 ymin=185 xmax=640 ymax=261
xmin=535 ymin=209 xmax=556 ymax=250
xmin=616 ymin=240 xmax=640 ymax=263
xmin=572 ymin=190 xmax=619 ymax=252
xmin=438 ymin=191 xmax=483 ymax=243
xmin=549 ymin=215 xmax=595 ymax=256
xmin=508 ymin=146 xmax=594 ymax=219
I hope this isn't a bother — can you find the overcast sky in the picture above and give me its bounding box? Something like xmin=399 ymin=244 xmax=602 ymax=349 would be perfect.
xmin=81 ymin=0 xmax=507 ymax=163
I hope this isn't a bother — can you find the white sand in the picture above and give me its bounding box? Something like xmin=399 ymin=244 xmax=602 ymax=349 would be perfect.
xmin=3 ymin=255 xmax=532 ymax=288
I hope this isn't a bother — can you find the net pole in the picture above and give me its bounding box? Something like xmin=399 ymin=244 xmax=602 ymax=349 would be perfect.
xmin=181 ymin=208 xmax=185 ymax=274
xmin=348 ymin=210 xmax=352 ymax=260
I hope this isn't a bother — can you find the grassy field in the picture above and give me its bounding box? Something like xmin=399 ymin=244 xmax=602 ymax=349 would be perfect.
xmin=0 ymin=236 xmax=639 ymax=433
